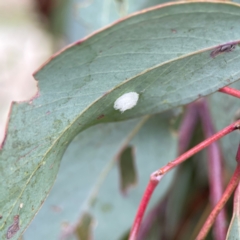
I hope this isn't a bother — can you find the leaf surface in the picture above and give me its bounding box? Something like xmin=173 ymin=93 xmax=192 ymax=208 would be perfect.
xmin=24 ymin=115 xmax=177 ymax=240
xmin=226 ymin=181 xmax=240 ymax=239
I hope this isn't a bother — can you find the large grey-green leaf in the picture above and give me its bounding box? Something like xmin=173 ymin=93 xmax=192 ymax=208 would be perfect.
xmin=23 ymin=118 xmax=144 ymax=240
xmin=24 ymin=115 xmax=177 ymax=240
xmin=91 ymin=116 xmax=177 ymax=240
xmin=2 ymin=2 xmax=240 ymax=239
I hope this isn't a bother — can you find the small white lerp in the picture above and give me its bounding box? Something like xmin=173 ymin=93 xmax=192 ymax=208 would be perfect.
xmin=114 ymin=92 xmax=139 ymax=113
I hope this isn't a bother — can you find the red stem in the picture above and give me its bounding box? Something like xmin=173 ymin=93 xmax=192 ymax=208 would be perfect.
xmin=233 ymin=176 xmax=240 ymax=218
xmin=129 ymin=174 xmax=162 ymax=240
xmin=131 ymin=87 xmax=240 ymax=240
xmin=137 ymin=103 xmax=199 ymax=240
xmin=198 ymin=99 xmax=227 ymax=240
xmin=196 ymin=163 xmax=240 ymax=240
xmin=137 ymin=193 xmax=168 ymax=240
xmin=219 ymin=87 xmax=240 ymax=98
xmin=130 ymin=120 xmax=240 ymax=240
xmin=155 ymin=120 xmax=240 ymax=176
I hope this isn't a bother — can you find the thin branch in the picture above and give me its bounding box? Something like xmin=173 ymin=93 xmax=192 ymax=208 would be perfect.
xmin=129 ymin=174 xmax=163 ymax=240
xmin=129 ymin=120 xmax=240 ymax=240
xmin=197 ymin=99 xmax=227 ymax=240
xmin=219 ymin=87 xmax=240 ymax=99
xmin=196 ymin=162 xmax=240 ymax=240
xmin=137 ymin=102 xmax=200 ymax=240
xmin=155 ymin=120 xmax=240 ymax=176
xmin=136 ymin=195 xmax=168 ymax=240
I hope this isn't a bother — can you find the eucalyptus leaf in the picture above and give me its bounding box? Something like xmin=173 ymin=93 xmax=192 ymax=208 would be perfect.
xmin=1 ymin=2 xmax=240 ymax=239
xmin=24 ymin=115 xmax=177 ymax=240
xmin=226 ymin=214 xmax=240 ymax=240
xmin=226 ymin=182 xmax=240 ymax=239
xmin=88 ymin=116 xmax=177 ymax=240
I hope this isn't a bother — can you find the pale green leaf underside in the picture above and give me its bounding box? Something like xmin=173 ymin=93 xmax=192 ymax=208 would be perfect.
xmin=209 ymin=80 xmax=240 ymax=170
xmin=1 ymin=1 xmax=240 ymax=239
xmin=24 ymin=118 xmax=146 ymax=240
xmin=226 ymin=183 xmax=240 ymax=240
xmin=24 ymin=115 xmax=177 ymax=240
xmin=226 ymin=213 xmax=240 ymax=240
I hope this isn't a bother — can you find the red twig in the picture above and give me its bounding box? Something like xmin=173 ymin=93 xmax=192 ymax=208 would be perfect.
xmin=137 ymin=193 xmax=168 ymax=240
xmin=198 ymin=99 xmax=227 ymax=240
xmin=196 ymin=162 xmax=240 ymax=240
xmin=129 ymin=120 xmax=240 ymax=240
xmin=156 ymin=120 xmax=240 ymax=176
xmin=137 ymin=103 xmax=200 ymax=240
xmin=129 ymin=174 xmax=162 ymax=240
xmin=219 ymin=87 xmax=240 ymax=99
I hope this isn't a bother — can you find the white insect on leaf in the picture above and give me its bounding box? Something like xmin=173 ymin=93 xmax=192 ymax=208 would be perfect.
xmin=114 ymin=92 xmax=139 ymax=113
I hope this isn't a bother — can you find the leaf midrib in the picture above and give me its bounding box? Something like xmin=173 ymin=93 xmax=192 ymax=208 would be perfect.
xmin=3 ymin=41 xmax=237 ymax=233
